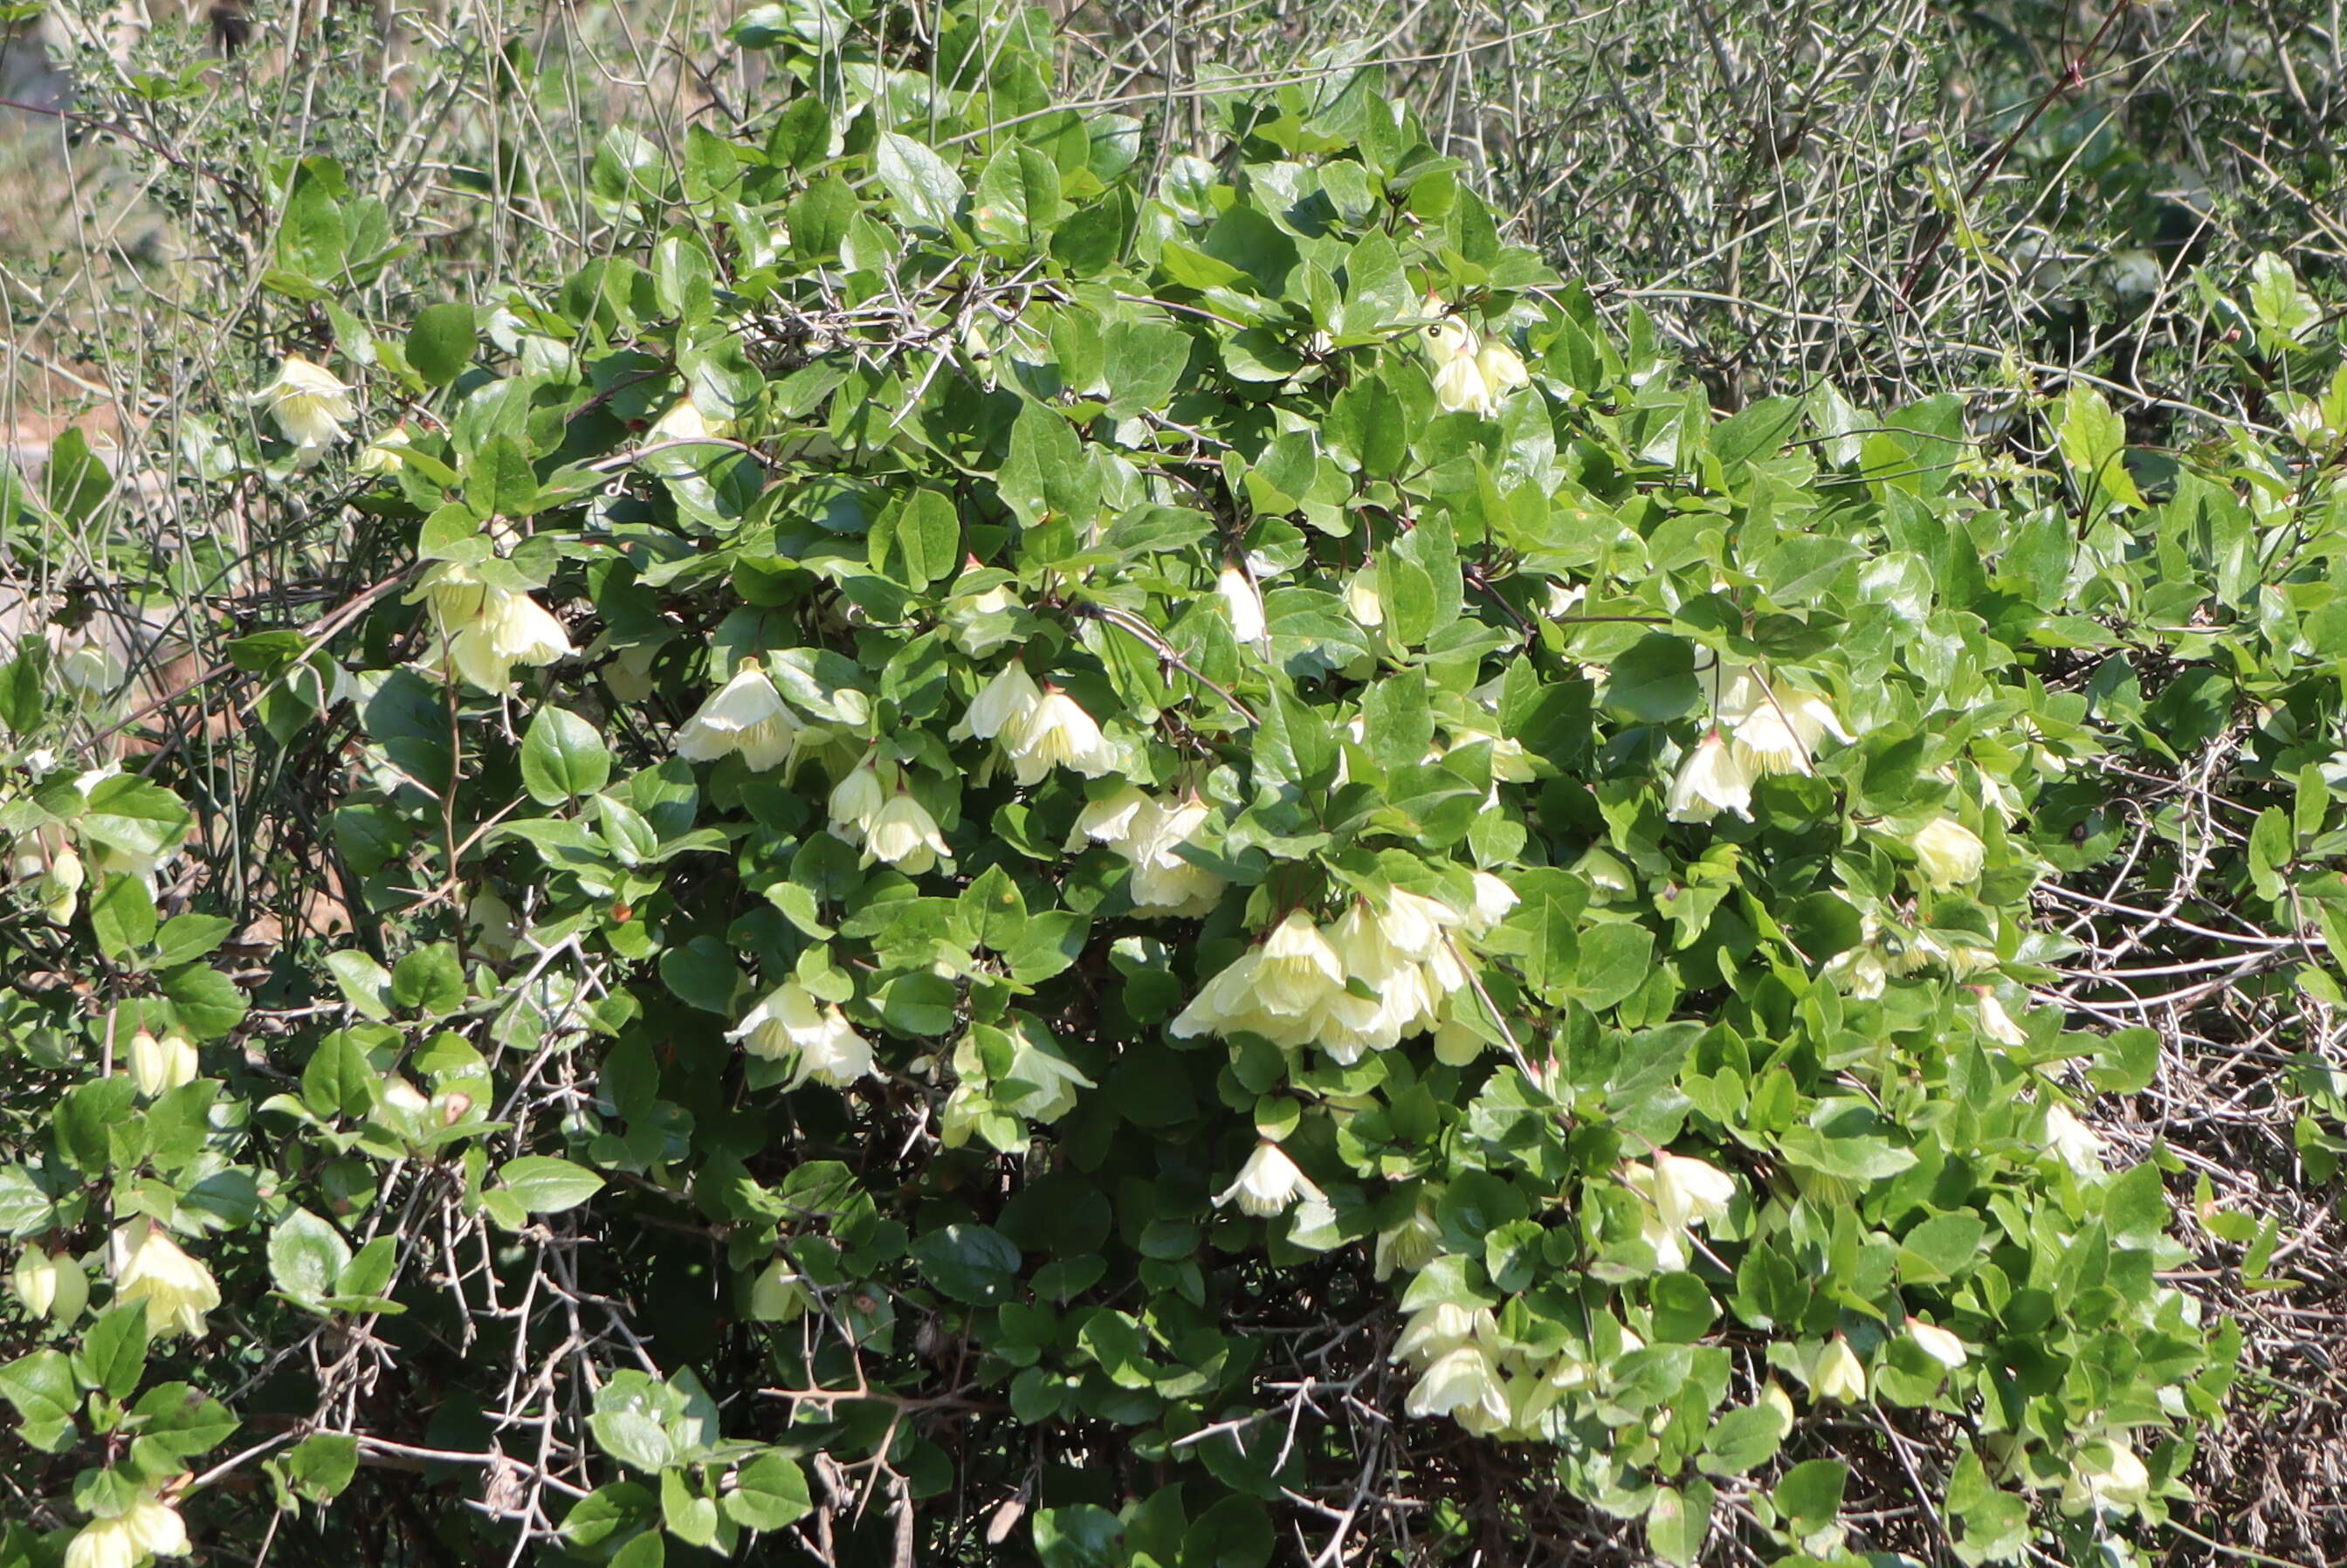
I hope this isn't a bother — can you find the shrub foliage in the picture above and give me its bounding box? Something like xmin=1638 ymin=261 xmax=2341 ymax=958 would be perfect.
xmin=6 ymin=4 xmax=2347 ymax=1566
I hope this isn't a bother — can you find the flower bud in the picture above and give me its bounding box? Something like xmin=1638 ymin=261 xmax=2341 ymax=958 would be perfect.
xmin=1810 ymin=1335 xmax=1868 ymax=1403
xmin=127 ymin=1028 xmax=198 ymax=1099
xmin=2061 ymin=1434 xmax=2151 ymax=1515
xmin=1905 ymin=1317 xmax=1967 ymax=1369
xmin=11 ymin=1248 xmax=89 ymax=1323
xmin=40 ymin=845 xmax=83 ymax=924
xmin=1216 ymin=565 xmax=1266 ymax=644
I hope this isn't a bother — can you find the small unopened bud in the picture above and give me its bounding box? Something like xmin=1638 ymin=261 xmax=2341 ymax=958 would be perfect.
xmin=127 ymin=1029 xmax=198 ymax=1099
xmin=11 ymin=1248 xmax=89 ymax=1323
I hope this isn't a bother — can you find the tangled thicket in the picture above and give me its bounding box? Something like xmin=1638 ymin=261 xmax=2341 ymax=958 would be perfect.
xmin=3 ymin=3 xmax=2346 ymax=1567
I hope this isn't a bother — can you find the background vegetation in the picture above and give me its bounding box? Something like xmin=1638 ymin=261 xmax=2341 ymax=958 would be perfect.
xmin=2 ymin=0 xmax=2344 ymax=1565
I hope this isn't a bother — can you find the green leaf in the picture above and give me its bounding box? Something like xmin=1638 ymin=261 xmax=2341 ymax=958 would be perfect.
xmin=324 ymin=950 xmax=397 ymax=1021
xmin=885 ymin=488 xmax=960 ymax=586
xmin=1034 ymin=1504 xmax=1125 ymax=1567
xmin=284 ymin=1433 xmax=361 ymax=1502
xmin=974 ymin=143 xmax=1066 ymax=249
xmin=1773 ymin=1459 xmax=1848 ymax=1528
xmin=875 ymin=131 xmax=967 ymax=232
xmin=56 ymin=1077 xmax=138 ymax=1172
xmin=78 ymin=1303 xmax=149 ymax=1400
xmin=1646 ymin=1482 xmax=1710 ymax=1567
xmin=723 ymin=1453 xmax=813 ymax=1530
xmin=912 ymin=1223 xmax=1022 ymax=1305
xmin=391 ymin=943 xmax=467 ymax=1015
xmin=2247 ymin=251 xmax=2320 ymax=346
xmin=464 ymin=431 xmax=540 ymax=519
xmin=496 ymin=1156 xmax=606 ymax=1214
xmin=0 ymin=637 xmax=46 ymax=733
xmin=1700 ymin=1405 xmax=1785 ymax=1475
xmin=611 ymin=1530 xmax=665 ymax=1568
xmin=1897 ymin=1212 xmax=1987 ymax=1283
xmin=2248 ymin=807 xmax=2291 ymax=901
xmin=304 ymin=1030 xmax=379 ymax=1118
xmin=999 ymin=403 xmax=1096 ymax=532
xmin=1360 ymin=672 xmax=1433 ymax=775
xmin=2054 ymin=384 xmax=2144 ymax=513
xmin=1100 ymin=319 xmax=1190 ymax=417
xmin=0 ymin=1349 xmax=78 ymax=1449
xmin=407 ymin=302 xmax=478 ymax=387
xmin=659 ymin=935 xmax=741 ymax=1014
xmin=765 ymin=96 xmax=829 ymax=168
xmin=269 ymin=1209 xmax=353 ymax=1305
xmin=2103 ymin=1161 xmax=2170 ymax=1249
xmin=662 ymin=1468 xmax=719 ymax=1548
xmin=89 ymin=873 xmax=159 ymax=961
xmin=1571 ymin=923 xmax=1655 ymax=1013
xmin=153 ymin=913 xmax=232 ymax=968
xmin=521 ymin=706 xmax=611 ymax=804
xmin=1603 ymin=635 xmax=1699 ymax=721
xmin=160 ymin=962 xmax=247 ymax=1040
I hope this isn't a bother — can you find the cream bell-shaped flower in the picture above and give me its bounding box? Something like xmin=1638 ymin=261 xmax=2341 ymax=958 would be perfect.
xmin=1216 ymin=564 xmax=1266 ymax=644
xmin=1476 ymin=338 xmax=1530 ymax=397
xmin=1465 ymin=870 xmax=1519 ymax=932
xmin=1666 ymin=732 xmax=1754 ymax=823
xmin=255 ymin=354 xmax=355 ymax=466
xmin=1971 ymin=987 xmax=2028 ymax=1047
xmin=827 ymin=760 xmax=886 ymax=843
xmin=1373 ymin=1206 xmax=1442 ymax=1280
xmin=1001 ymin=1036 xmax=1093 ymax=1123
xmin=1905 ymin=1317 xmax=1968 ymax=1368
xmin=864 ymin=788 xmax=951 ymax=873
xmin=111 ymin=1221 xmax=219 ymax=1338
xmin=1253 ymin=911 xmax=1346 ymax=1016
xmin=1215 ymin=1140 xmax=1325 ymax=1218
xmin=1650 ymin=1151 xmax=1737 ymax=1233
xmin=1389 ymin=1301 xmax=1492 ymax=1366
xmin=2061 ymin=1435 xmax=2151 ymax=1515
xmin=728 ymin=980 xmax=877 ymax=1090
xmin=41 ymin=843 xmax=83 ymax=925
xmin=1005 ymin=687 xmax=1118 ymax=785
xmin=1168 ymin=952 xmax=1263 ymax=1041
xmin=1064 ymin=784 xmax=1152 ymax=854
xmin=1719 ymin=671 xmax=1854 ymax=776
xmin=118 ymin=1496 xmax=189 ymax=1559
xmin=954 ymin=662 xmax=1043 ymax=742
xmin=408 ymin=562 xmax=572 ymax=691
xmin=64 ymin=1516 xmax=139 ymax=1568
xmin=1910 ymin=815 xmax=1986 ymax=891
xmin=675 ymin=664 xmax=802 ymax=773
xmin=1125 ymin=796 xmax=1227 ymax=917
xmin=1378 ymin=889 xmax=1462 ymax=961
xmin=1421 ymin=313 xmax=1500 ymax=418
xmin=12 ymin=1247 xmax=88 ymax=1322
xmin=1406 ymin=1343 xmax=1512 ymax=1427
xmin=351 ymin=422 xmax=411 ymax=476
xmin=1431 ymin=352 xmax=1496 ymax=418
xmin=1810 ymin=1336 xmax=1868 ymax=1404
xmin=2043 ymin=1104 xmax=2105 ymax=1174
xmin=127 ymin=1028 xmax=198 ymax=1099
